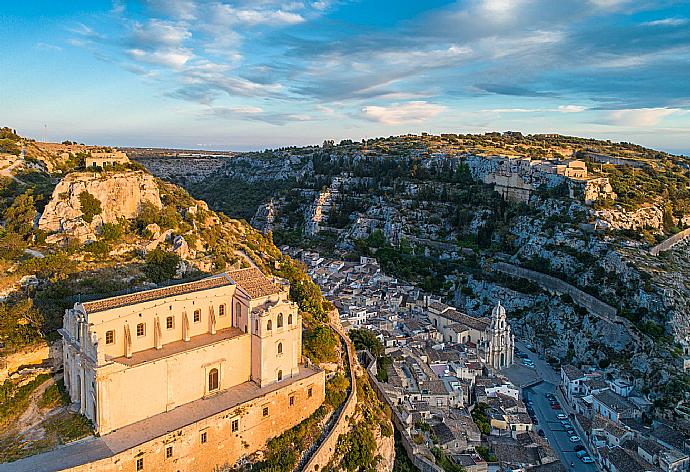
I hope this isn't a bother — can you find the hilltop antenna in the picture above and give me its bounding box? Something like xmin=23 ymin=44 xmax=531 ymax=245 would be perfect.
xmin=43 ymin=124 xmax=47 ymax=143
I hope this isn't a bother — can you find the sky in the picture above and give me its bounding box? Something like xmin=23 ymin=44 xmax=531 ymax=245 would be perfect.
xmin=1 ymin=0 xmax=690 ymax=154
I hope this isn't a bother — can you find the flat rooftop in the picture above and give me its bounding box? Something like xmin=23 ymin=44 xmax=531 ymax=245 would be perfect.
xmin=0 ymin=367 xmax=322 ymax=472
xmin=110 ymin=327 xmax=245 ymax=367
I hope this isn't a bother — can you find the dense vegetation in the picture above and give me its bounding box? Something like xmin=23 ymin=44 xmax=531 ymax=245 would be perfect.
xmin=349 ymin=328 xmax=391 ymax=382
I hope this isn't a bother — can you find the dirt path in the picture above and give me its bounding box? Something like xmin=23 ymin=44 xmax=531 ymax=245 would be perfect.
xmin=12 ymin=375 xmax=60 ymax=436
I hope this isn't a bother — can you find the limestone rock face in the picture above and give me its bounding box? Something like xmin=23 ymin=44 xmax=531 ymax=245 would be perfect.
xmin=594 ymin=205 xmax=663 ymax=231
xmin=39 ymin=171 xmax=162 ymax=242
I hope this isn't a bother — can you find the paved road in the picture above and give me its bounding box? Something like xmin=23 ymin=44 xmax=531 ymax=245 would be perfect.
xmin=516 ymin=342 xmax=598 ymax=472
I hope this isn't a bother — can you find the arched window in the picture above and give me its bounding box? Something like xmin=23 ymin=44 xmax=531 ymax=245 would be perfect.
xmin=208 ymin=368 xmax=219 ymax=391
xmin=277 ymin=370 xmax=283 ymax=381
xmin=288 ymin=313 xmax=293 ymax=325
xmin=277 ymin=313 xmax=283 ymax=328
xmin=267 ymin=320 xmax=272 ymax=331
xmin=278 ymin=342 xmax=283 ymax=355
xmin=235 ymin=302 xmax=241 ymax=324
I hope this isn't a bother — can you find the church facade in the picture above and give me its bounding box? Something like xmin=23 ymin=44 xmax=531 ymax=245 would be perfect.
xmin=427 ymin=300 xmax=514 ymax=370
xmin=55 ymin=268 xmax=325 ymax=471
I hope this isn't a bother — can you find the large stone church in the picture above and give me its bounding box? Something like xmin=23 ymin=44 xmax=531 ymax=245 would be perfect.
xmin=427 ymin=300 xmax=515 ymax=370
xmin=56 ymin=267 xmax=325 ymax=471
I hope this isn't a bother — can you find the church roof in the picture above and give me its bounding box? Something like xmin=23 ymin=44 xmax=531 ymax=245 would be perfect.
xmin=440 ymin=308 xmax=490 ymax=331
xmin=80 ymin=268 xmax=280 ymax=314
xmin=225 ymin=267 xmax=281 ymax=298
xmin=81 ymin=275 xmax=232 ymax=314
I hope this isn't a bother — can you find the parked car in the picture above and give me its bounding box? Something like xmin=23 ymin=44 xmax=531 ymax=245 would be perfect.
xmin=560 ymin=419 xmax=571 ymax=426
xmin=556 ymin=413 xmax=567 ymax=420
xmin=537 ymin=429 xmax=546 ymax=437
xmin=581 ymin=455 xmax=594 ymax=463
xmin=574 ymin=445 xmax=586 ymax=452
xmin=569 ymin=435 xmax=580 ymax=443
xmin=546 ymin=393 xmax=556 ymax=400
xmin=551 ymin=403 xmax=561 ymax=410
xmin=576 ymin=450 xmax=588 ymax=458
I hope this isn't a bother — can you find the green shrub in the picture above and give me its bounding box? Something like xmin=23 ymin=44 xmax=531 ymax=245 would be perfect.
xmin=143 ymin=248 xmax=180 ymax=283
xmin=78 ymin=191 xmax=102 ymax=223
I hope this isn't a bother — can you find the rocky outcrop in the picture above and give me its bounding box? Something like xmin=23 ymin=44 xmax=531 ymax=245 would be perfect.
xmin=38 ymin=171 xmax=162 ymax=243
xmin=594 ymin=205 xmax=663 ymax=231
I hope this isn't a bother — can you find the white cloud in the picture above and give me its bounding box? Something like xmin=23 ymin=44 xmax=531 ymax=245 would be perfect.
xmin=361 ymin=101 xmax=445 ymax=125
xmin=228 ymin=105 xmax=264 ymax=114
xmin=35 ymin=42 xmax=62 ymax=52
xmin=643 ymin=18 xmax=688 ymax=27
xmin=131 ymin=19 xmax=191 ymax=47
xmin=558 ymin=105 xmax=586 ymax=113
xmin=588 ymin=0 xmax=631 ymax=10
xmin=481 ymin=105 xmax=587 ymax=113
xmin=607 ymin=108 xmax=681 ymax=127
xmin=143 ymin=0 xmax=197 ymax=20
xmin=128 ymin=48 xmax=193 ymax=68
xmin=213 ymin=4 xmax=305 ymax=26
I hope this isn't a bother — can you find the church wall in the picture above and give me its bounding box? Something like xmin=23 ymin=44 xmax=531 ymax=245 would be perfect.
xmin=97 ymin=333 xmax=251 ymax=434
xmin=60 ymin=370 xmax=325 ymax=472
xmin=82 ymin=285 xmax=238 ymax=359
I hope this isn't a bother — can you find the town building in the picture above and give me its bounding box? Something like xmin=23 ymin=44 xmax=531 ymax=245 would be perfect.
xmin=85 ymin=149 xmax=130 ymax=168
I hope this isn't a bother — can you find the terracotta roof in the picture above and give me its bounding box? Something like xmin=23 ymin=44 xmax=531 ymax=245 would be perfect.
xmin=226 ymin=267 xmax=281 ymax=299
xmin=81 ymin=275 xmax=231 ymax=314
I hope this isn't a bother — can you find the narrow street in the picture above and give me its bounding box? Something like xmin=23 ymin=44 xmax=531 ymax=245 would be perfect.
xmin=516 ymin=342 xmax=598 ymax=472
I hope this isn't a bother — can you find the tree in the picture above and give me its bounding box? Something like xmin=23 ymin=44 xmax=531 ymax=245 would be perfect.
xmin=143 ymin=249 xmax=180 ymax=282
xmin=3 ymin=192 xmax=37 ymax=237
xmin=78 ymin=191 xmax=102 ymax=223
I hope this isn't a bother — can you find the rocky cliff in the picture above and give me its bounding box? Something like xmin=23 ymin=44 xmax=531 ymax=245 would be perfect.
xmin=38 ymin=171 xmax=162 ymax=243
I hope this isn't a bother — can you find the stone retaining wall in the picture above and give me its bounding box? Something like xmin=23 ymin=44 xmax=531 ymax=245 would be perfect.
xmin=0 ymin=340 xmax=58 ymax=382
xmin=493 ymin=262 xmax=618 ymax=320
xmin=302 ymin=322 xmax=358 ymax=472
xmin=650 ymin=227 xmax=690 ymax=255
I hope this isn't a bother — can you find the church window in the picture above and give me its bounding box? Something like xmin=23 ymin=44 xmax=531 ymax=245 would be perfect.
xmin=136 ymin=323 xmax=145 ymax=337
xmin=193 ymin=309 xmax=201 ymax=323
xmin=200 ymin=431 xmax=207 ymax=444
xmin=277 ymin=342 xmax=283 ymax=355
xmin=166 ymin=316 xmax=174 ymax=329
xmin=277 ymin=313 xmax=283 ymax=328
xmin=278 ymin=370 xmax=283 ymax=381
xmin=136 ymin=458 xmax=144 ymax=471
xmin=232 ymin=419 xmax=239 ymax=432
xmin=263 ymin=406 xmax=269 ymax=417
xmin=165 ymin=446 xmax=173 ymax=459
xmin=219 ymin=304 xmax=226 ymax=317
xmin=288 ymin=313 xmax=293 ymax=325
xmin=307 ymin=386 xmax=313 ymax=398
xmin=105 ymin=330 xmax=115 ymax=344
xmin=289 ymin=395 xmax=295 ymax=406
xmin=267 ymin=320 xmax=272 ymax=331
xmin=208 ymin=368 xmax=219 ymax=391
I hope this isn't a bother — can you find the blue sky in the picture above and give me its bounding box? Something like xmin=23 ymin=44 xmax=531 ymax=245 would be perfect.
xmin=2 ymin=0 xmax=690 ymax=153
